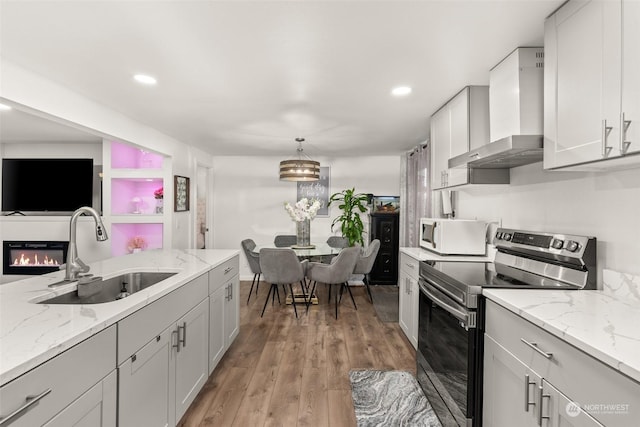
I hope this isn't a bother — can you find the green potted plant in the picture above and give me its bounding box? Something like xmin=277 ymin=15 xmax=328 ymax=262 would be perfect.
xmin=329 ymin=188 xmax=369 ymax=246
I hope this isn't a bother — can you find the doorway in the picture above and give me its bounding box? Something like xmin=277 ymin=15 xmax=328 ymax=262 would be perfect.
xmin=195 ymin=165 xmax=211 ymax=249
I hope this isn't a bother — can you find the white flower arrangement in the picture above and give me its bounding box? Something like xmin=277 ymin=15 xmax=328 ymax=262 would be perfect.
xmin=284 ymin=198 xmax=322 ymax=222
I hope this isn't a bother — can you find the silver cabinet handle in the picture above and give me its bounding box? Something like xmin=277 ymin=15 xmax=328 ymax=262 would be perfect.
xmin=602 ymin=119 xmax=613 ymax=157
xmin=224 ymin=266 xmax=233 ymax=275
xmin=521 ymin=338 xmax=553 ymax=360
xmin=537 ymin=385 xmax=550 ymax=426
xmin=0 ymin=388 xmax=52 ymax=425
xmin=172 ymin=329 xmax=180 ymax=352
xmin=524 ymin=374 xmax=536 ymax=412
xmin=179 ymin=322 xmax=187 ymax=348
xmin=229 ymin=283 xmax=233 ymax=300
xmin=621 ymin=112 xmax=631 ymax=154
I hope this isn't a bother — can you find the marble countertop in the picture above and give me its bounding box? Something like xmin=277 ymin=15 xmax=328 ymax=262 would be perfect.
xmin=400 ymin=246 xmax=495 ymax=262
xmin=0 ymin=248 xmax=239 ymax=386
xmin=483 ymin=269 xmax=640 ymax=384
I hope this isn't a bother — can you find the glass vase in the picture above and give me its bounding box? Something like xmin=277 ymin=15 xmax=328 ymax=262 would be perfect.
xmin=296 ymin=219 xmax=311 ymax=247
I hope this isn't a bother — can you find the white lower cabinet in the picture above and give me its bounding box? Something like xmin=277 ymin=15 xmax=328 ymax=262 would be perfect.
xmin=117 ymin=273 xmax=210 ymax=427
xmin=483 ymin=299 xmax=640 ymax=427
xmin=118 ymin=325 xmax=175 ymax=427
xmin=398 ymin=252 xmax=419 ymax=349
xmin=0 ymin=326 xmax=116 ymax=427
xmin=208 ymin=256 xmax=239 ymax=373
xmin=44 ymin=370 xmax=117 ymax=427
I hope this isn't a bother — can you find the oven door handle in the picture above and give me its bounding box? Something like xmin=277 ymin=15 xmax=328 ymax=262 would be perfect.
xmin=419 ymin=280 xmax=469 ymax=325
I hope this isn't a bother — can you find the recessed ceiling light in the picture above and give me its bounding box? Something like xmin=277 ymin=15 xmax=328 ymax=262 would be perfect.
xmin=391 ymin=86 xmax=412 ymax=96
xmin=134 ymin=74 xmax=157 ymax=85
xmin=0 ymin=103 xmax=12 ymax=111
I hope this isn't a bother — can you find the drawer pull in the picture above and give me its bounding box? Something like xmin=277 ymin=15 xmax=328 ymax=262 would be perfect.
xmin=0 ymin=388 xmax=52 ymax=425
xmin=224 ymin=266 xmax=233 ymax=274
xmin=524 ymin=374 xmax=536 ymax=412
xmin=521 ymin=338 xmax=553 ymax=360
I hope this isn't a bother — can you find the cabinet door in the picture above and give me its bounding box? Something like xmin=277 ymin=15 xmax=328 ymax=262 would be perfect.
xmin=398 ymin=272 xmax=411 ymax=339
xmin=431 ymin=106 xmax=451 ymax=190
xmin=408 ymin=277 xmax=419 ymax=349
xmin=622 ymin=0 xmax=640 ymax=156
xmin=541 ymin=380 xmax=604 ymax=427
xmin=545 ymin=0 xmax=622 ymax=168
xmin=483 ymin=335 xmax=539 ymax=427
xmin=224 ymin=275 xmax=240 ymax=345
xmin=209 ymin=287 xmax=225 ymax=374
xmin=175 ymin=298 xmax=210 ymax=422
xmin=44 ymin=370 xmax=117 ymax=427
xmin=118 ymin=325 xmax=175 ymax=427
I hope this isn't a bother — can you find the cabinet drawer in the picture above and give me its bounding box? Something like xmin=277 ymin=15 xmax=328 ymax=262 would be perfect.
xmin=399 ymin=253 xmax=419 ymax=278
xmin=485 ymin=300 xmax=640 ymax=426
xmin=118 ymin=273 xmax=208 ymax=364
xmin=0 ymin=326 xmax=116 ymax=427
xmin=208 ymin=256 xmax=239 ymax=294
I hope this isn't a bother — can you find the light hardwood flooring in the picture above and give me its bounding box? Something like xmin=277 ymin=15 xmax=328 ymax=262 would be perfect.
xmin=178 ymin=281 xmax=415 ymax=427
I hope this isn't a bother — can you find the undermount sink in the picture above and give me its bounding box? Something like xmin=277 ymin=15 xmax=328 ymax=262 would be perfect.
xmin=38 ymin=272 xmax=177 ymax=304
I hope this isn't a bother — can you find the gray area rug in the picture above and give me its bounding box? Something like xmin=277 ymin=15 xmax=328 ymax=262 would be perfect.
xmin=370 ymin=285 xmax=399 ymax=323
xmin=350 ymin=370 xmax=442 ymax=427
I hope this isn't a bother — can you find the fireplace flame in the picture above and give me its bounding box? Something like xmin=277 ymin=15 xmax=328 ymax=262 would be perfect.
xmin=12 ymin=253 xmax=61 ymax=266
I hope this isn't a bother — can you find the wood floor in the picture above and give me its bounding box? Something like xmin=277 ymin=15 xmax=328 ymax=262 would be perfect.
xmin=178 ymin=281 xmax=416 ymax=427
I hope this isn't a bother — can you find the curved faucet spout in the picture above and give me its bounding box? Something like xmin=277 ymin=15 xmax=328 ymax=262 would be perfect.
xmin=65 ymin=206 xmax=109 ymax=282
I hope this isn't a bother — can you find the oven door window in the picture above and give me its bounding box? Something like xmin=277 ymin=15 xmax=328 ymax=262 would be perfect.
xmin=418 ymin=285 xmax=477 ymax=422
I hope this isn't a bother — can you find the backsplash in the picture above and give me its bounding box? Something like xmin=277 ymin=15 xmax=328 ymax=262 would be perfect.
xmin=603 ymin=269 xmax=640 ymax=304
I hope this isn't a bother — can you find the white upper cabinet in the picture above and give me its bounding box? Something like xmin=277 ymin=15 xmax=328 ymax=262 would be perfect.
xmin=622 ymin=0 xmax=640 ymax=156
xmin=544 ymin=0 xmax=640 ymax=170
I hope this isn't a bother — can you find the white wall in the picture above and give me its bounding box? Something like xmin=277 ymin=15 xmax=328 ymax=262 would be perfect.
xmin=211 ymin=155 xmax=401 ymax=280
xmin=452 ymin=162 xmax=640 ymax=276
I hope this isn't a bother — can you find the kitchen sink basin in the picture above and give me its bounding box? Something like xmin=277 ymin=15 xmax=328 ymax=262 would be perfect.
xmin=38 ymin=272 xmax=177 ymax=304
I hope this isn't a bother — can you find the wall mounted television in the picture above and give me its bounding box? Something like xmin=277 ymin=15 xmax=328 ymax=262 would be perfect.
xmin=2 ymin=158 xmax=94 ymax=215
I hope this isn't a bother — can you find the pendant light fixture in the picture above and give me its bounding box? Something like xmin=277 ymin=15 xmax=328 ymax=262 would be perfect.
xmin=279 ymin=138 xmax=320 ymax=181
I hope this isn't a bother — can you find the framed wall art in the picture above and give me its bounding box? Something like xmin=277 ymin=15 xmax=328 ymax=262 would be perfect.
xmin=297 ymin=166 xmax=330 ymax=217
xmin=174 ymin=175 xmax=190 ymax=212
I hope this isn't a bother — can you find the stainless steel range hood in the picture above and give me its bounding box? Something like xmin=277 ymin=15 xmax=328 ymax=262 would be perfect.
xmin=449 ymin=135 xmax=543 ymax=169
xmin=451 ymin=47 xmax=544 ymax=170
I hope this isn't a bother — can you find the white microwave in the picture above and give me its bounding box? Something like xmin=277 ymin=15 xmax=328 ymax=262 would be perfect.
xmin=419 ymin=218 xmax=487 ymax=255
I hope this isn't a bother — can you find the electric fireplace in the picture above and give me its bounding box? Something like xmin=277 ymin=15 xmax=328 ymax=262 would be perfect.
xmin=3 ymin=241 xmax=69 ymax=275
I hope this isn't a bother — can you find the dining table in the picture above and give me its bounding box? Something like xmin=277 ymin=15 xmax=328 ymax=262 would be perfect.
xmin=254 ymin=242 xmax=343 ymax=306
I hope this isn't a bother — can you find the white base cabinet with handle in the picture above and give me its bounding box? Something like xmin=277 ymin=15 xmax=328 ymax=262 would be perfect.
xmin=117 ymin=273 xmax=210 ymax=427
xmin=483 ymin=299 xmax=640 ymax=427
xmin=208 ymin=255 xmax=239 ymax=373
xmin=0 ymin=326 xmax=117 ymax=427
xmin=398 ymin=252 xmax=419 ymax=349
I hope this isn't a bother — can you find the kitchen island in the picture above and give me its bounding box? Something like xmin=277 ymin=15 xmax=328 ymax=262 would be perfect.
xmin=0 ymin=248 xmax=239 ymax=427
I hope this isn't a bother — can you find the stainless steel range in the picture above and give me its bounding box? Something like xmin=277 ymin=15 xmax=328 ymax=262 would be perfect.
xmin=416 ymin=228 xmax=596 ymax=427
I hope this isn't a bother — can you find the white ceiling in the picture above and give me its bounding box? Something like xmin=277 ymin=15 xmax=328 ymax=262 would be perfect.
xmin=0 ymin=0 xmax=562 ymax=157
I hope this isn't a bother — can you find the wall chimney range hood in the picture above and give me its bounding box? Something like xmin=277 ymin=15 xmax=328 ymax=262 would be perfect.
xmin=450 ymin=47 xmax=544 ymax=170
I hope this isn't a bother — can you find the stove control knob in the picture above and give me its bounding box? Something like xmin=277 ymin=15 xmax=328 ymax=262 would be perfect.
xmin=503 ymin=233 xmax=512 ymax=241
xmin=551 ymin=239 xmax=564 ymax=249
xmin=495 ymin=232 xmax=503 ymax=240
xmin=566 ymin=241 xmax=581 ymax=252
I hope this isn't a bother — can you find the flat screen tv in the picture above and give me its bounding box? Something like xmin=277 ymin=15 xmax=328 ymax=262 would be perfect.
xmin=2 ymin=158 xmax=94 ymax=214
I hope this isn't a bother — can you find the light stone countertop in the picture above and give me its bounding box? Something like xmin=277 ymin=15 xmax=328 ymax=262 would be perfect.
xmin=400 ymin=246 xmax=495 ymax=262
xmin=483 ymin=269 xmax=640 ymax=384
xmin=0 ymin=248 xmax=239 ymax=386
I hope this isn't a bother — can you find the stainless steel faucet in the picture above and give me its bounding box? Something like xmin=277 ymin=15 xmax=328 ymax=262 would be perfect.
xmin=64 ymin=206 xmax=108 ymax=282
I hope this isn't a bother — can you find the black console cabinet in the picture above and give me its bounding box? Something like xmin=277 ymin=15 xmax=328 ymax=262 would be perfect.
xmin=368 ymin=213 xmax=399 ymax=285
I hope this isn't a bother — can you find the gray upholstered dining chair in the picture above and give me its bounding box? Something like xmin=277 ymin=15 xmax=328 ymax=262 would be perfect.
xmin=274 ymin=234 xmax=297 ymax=247
xmin=241 ymin=238 xmax=262 ymax=304
xmin=353 ymin=239 xmax=380 ymax=304
xmin=306 ymin=245 xmax=361 ymax=319
xmin=259 ymin=248 xmax=308 ymax=318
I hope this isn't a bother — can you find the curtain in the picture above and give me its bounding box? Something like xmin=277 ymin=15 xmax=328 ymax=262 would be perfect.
xmin=399 ymin=141 xmax=431 ymax=247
